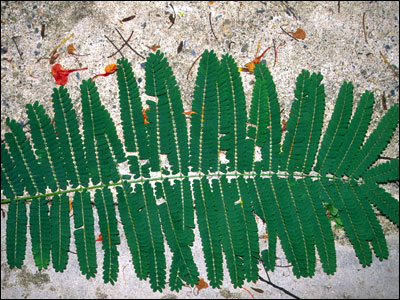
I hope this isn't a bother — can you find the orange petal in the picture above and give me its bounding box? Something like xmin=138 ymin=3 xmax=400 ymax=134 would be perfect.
xmin=96 ymin=234 xmax=102 ymax=242
xmin=244 ymin=62 xmax=256 ymax=73
xmin=195 ymin=278 xmax=209 ymax=292
xmin=142 ymin=108 xmax=150 ymax=124
xmin=147 ymin=44 xmax=160 ymax=52
xmin=105 ymin=64 xmax=118 ymax=74
xmin=183 ymin=111 xmax=197 ymax=115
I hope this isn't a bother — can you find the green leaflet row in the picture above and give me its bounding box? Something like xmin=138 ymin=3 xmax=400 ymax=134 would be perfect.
xmin=1 ymin=50 xmax=399 ymax=292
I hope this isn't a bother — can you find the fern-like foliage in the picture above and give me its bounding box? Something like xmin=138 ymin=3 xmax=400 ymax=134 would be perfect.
xmin=1 ymin=50 xmax=399 ymax=292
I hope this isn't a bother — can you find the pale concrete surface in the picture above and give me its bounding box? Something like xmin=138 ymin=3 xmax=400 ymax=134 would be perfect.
xmin=1 ymin=1 xmax=399 ymax=298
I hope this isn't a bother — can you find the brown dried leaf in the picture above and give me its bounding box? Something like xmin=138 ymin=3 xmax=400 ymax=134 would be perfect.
xmin=169 ymin=13 xmax=175 ymax=24
xmin=291 ymin=28 xmax=306 ymax=39
xmin=177 ymin=41 xmax=184 ymax=54
xmin=251 ymin=287 xmax=264 ymax=293
xmin=67 ymin=44 xmax=75 ymax=54
xmin=49 ymin=53 xmax=59 ymax=65
xmin=41 ymin=24 xmax=45 ymax=38
xmin=121 ymin=15 xmax=135 ymax=22
xmin=281 ymin=119 xmax=287 ymax=132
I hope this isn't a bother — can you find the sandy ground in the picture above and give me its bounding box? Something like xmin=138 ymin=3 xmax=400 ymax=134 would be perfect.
xmin=1 ymin=1 xmax=399 ymax=298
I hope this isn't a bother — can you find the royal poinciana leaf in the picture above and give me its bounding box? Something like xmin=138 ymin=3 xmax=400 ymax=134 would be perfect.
xmin=1 ymin=50 xmax=398 ymax=293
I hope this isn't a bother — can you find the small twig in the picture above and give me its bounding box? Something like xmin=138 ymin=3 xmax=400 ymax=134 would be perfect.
xmin=259 ymin=259 xmax=301 ymax=299
xmin=36 ymin=56 xmax=50 ymax=63
xmin=209 ymin=12 xmax=219 ymax=42
xmin=105 ymin=35 xmax=124 ymax=58
xmin=338 ymin=1 xmax=340 ymax=13
xmin=280 ymin=1 xmax=298 ymax=20
xmin=11 ymin=36 xmax=23 ymax=59
xmin=273 ymin=39 xmax=277 ymax=67
xmin=186 ymin=53 xmax=202 ymax=80
xmin=41 ymin=24 xmax=46 ymax=39
xmin=379 ymin=51 xmax=399 ymax=78
xmin=48 ymin=33 xmax=74 ymax=57
xmin=106 ymin=31 xmax=134 ymax=58
xmin=122 ymin=263 xmax=129 ymax=285
xmin=258 ymin=275 xmax=301 ymax=299
xmin=274 ymin=41 xmax=286 ymax=67
xmin=362 ymin=12 xmax=368 ymax=44
xmin=241 ymin=287 xmax=255 ymax=299
xmin=168 ymin=3 xmax=176 ymax=29
xmin=228 ymin=41 xmax=236 ymax=51
xmin=378 ymin=155 xmax=397 ymax=160
xmin=25 ymin=66 xmax=38 ymax=79
xmin=115 ymin=28 xmax=145 ymax=60
xmin=280 ymin=26 xmax=299 ymax=42
xmin=381 ymin=92 xmax=387 ymax=110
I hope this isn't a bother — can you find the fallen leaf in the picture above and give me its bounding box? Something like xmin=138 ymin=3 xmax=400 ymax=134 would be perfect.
xmin=96 ymin=234 xmax=102 ymax=242
xmin=69 ymin=200 xmax=73 ymax=213
xmin=251 ymin=287 xmax=264 ymax=293
xmin=67 ymin=44 xmax=75 ymax=54
xmin=169 ymin=13 xmax=175 ymax=25
xmin=290 ymin=28 xmax=306 ymax=39
xmin=120 ymin=15 xmax=135 ymax=23
xmin=41 ymin=24 xmax=45 ymax=38
xmin=49 ymin=53 xmax=59 ymax=65
xmin=177 ymin=41 xmax=184 ymax=54
xmin=281 ymin=119 xmax=287 ymax=132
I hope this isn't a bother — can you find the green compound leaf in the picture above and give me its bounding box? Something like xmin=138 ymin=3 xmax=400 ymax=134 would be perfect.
xmin=1 ymin=50 xmax=398 ymax=293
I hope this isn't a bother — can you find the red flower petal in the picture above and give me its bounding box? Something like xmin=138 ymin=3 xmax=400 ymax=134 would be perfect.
xmin=51 ymin=64 xmax=88 ymax=85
